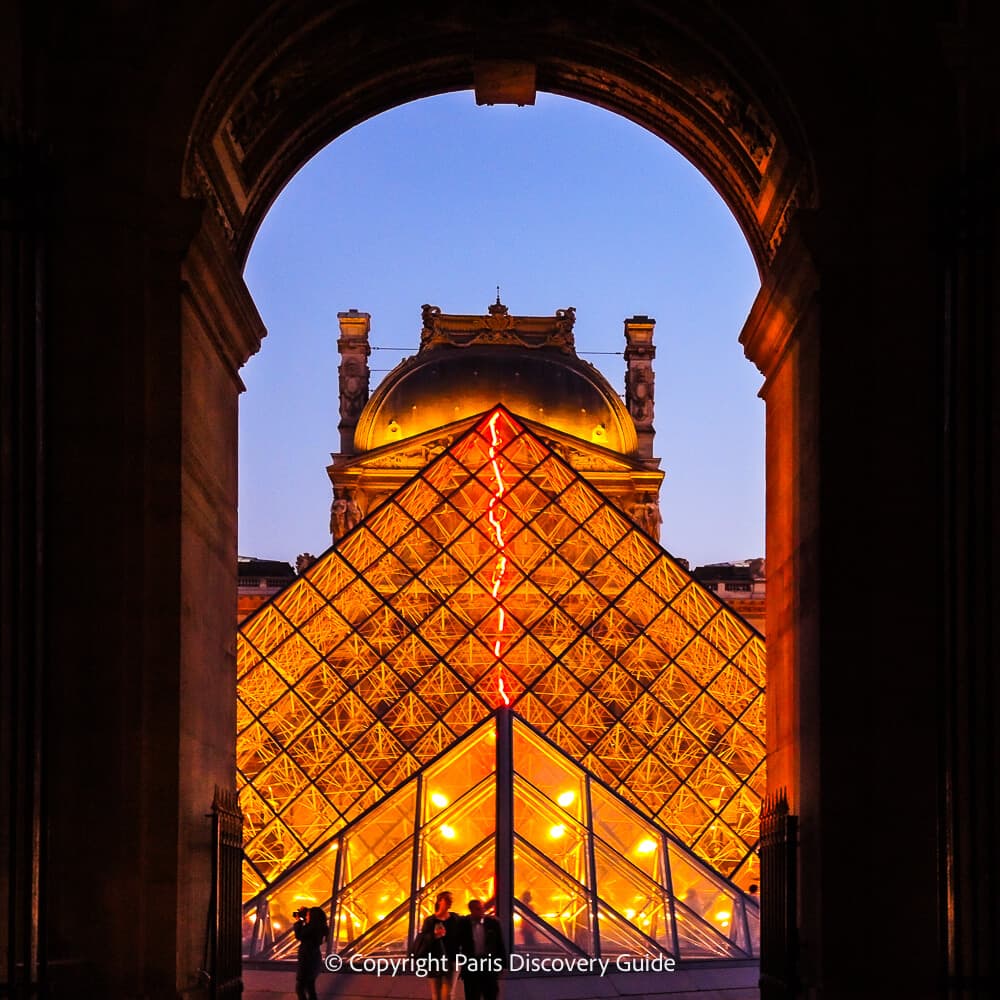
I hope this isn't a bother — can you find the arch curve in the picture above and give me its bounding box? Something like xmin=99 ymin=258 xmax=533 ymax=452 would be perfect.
xmin=184 ymin=0 xmax=815 ymax=271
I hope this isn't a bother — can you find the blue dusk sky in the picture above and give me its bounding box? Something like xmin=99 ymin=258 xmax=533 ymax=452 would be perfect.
xmin=240 ymin=92 xmax=763 ymax=570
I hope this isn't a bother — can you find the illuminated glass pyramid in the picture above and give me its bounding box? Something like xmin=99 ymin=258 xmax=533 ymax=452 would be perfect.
xmin=245 ymin=712 xmax=760 ymax=962
xmin=237 ymin=407 xmax=766 ymax=909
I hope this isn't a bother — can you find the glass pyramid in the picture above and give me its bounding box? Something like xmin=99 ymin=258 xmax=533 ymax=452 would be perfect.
xmin=244 ymin=712 xmax=760 ymax=962
xmin=237 ymin=406 xmax=766 ymax=909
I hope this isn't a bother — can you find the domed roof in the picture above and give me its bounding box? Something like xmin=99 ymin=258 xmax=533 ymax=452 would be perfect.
xmin=353 ymin=303 xmax=638 ymax=455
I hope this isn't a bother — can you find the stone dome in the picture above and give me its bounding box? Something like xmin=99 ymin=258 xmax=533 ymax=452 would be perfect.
xmin=354 ymin=304 xmax=637 ymax=455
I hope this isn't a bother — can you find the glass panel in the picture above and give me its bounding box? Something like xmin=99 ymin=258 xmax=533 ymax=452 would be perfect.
xmin=611 ymin=528 xmax=657 ymax=576
xmin=667 ymin=840 xmax=746 ymax=953
xmin=596 ymin=902 xmax=670 ymax=960
xmin=267 ymin=923 xmax=306 ymax=960
xmin=420 ymin=778 xmax=496 ymax=883
xmin=500 ymin=424 xmax=551 ymax=475
xmin=662 ymin=585 xmax=709 ymax=632
xmin=513 ymin=836 xmax=593 ymax=954
xmin=590 ymin=783 xmax=664 ymax=881
xmin=512 ymin=719 xmax=585 ymax=823
xmin=268 ymin=630 xmax=322 ymax=686
xmin=241 ymin=603 xmax=293 ymax=658
xmin=412 ymin=662 xmax=465 ymax=717
xmin=259 ymin=840 xmax=338 ymax=943
xmin=512 ymin=900 xmax=585 ymax=957
xmin=242 ymin=858 xmax=266 ymax=906
xmin=246 ymin=816 xmax=306 ymax=884
xmin=528 ymin=505 xmax=571 ymax=551
xmin=281 ymin=785 xmax=341 ymax=850
xmin=338 ymin=905 xmax=412 ymax=958
xmin=513 ymin=777 xmax=589 ymax=886
xmin=592 ymin=840 xmax=672 ymax=952
xmin=614 ymin=577 xmax=661 ymax=628
xmin=745 ymin=897 xmax=760 ymax=956
xmin=340 ymin=782 xmax=416 ymax=884
xmin=422 ymin=719 xmax=496 ymax=824
xmin=242 ymin=898 xmax=270 ymax=958
xmin=728 ymin=895 xmax=749 ymax=954
xmin=239 ymin=661 xmax=287 ymax=718
xmin=640 ymin=557 xmax=688 ymax=604
xmin=673 ymin=896 xmax=742 ymax=959
xmin=505 ymin=476 xmax=551 ymax=524
xmin=421 ymin=452 xmax=470 ymax=497
xmin=589 ymin=608 xmax=642 ymax=659
xmin=589 ymin=662 xmax=641 ymax=717
xmin=333 ymin=839 xmax=412 ymax=952
xmin=587 ymin=551 xmax=635 ymax=600
xmin=416 ymin=836 xmax=496 ymax=915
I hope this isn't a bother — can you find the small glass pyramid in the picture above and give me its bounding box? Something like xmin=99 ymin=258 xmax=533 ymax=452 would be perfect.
xmin=244 ymin=711 xmax=759 ymax=962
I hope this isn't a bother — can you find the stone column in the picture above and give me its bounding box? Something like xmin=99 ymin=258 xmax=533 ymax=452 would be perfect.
xmin=337 ymin=309 xmax=371 ymax=455
xmin=624 ymin=315 xmax=656 ymax=459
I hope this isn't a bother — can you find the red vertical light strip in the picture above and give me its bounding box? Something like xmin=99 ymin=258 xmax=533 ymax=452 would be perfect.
xmin=485 ymin=411 xmax=511 ymax=706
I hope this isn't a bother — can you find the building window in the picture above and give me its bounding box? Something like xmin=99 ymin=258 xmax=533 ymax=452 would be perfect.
xmin=725 ymin=582 xmax=751 ymax=592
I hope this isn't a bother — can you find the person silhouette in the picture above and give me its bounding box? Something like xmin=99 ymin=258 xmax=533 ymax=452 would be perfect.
xmin=458 ymin=899 xmax=507 ymax=1000
xmin=519 ymin=891 xmax=537 ymax=949
xmin=415 ymin=891 xmax=460 ymax=1000
xmin=293 ymin=906 xmax=328 ymax=1000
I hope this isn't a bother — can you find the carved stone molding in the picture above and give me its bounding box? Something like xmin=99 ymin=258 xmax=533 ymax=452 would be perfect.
xmin=740 ymin=214 xmax=819 ymax=389
xmin=419 ymin=301 xmax=577 ymax=354
xmin=181 ymin=210 xmax=267 ymax=379
xmin=693 ymin=75 xmax=776 ymax=171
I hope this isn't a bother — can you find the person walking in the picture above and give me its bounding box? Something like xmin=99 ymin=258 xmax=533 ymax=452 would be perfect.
xmin=457 ymin=899 xmax=506 ymax=1000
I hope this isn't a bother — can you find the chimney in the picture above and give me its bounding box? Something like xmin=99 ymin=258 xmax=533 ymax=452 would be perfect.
xmin=336 ymin=310 xmax=371 ymax=454
xmin=624 ymin=315 xmax=656 ymax=459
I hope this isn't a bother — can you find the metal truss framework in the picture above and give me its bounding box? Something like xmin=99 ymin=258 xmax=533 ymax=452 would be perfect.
xmin=246 ymin=712 xmax=760 ymax=963
xmin=237 ymin=407 xmax=766 ymax=906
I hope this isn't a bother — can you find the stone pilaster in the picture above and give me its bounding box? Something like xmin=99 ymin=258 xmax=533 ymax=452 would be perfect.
xmin=624 ymin=315 xmax=656 ymax=459
xmin=337 ymin=309 xmax=371 ymax=455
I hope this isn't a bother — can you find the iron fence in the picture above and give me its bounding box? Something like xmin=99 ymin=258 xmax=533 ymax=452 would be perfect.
xmin=759 ymin=789 xmax=798 ymax=999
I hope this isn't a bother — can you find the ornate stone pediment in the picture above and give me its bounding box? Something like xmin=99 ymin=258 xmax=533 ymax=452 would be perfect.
xmin=419 ymin=300 xmax=576 ymax=353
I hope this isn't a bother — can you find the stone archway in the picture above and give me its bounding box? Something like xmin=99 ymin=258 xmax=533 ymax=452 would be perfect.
xmin=184 ymin=4 xmax=812 ymax=269
xmin=179 ymin=0 xmax=816 ymax=987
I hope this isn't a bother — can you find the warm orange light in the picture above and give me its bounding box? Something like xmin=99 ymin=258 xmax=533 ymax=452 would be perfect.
xmin=430 ymin=792 xmax=449 ymax=808
xmin=236 ymin=406 xmax=769 ymax=897
xmin=548 ymin=824 xmax=566 ymax=839
xmin=636 ymin=839 xmax=657 ymax=854
xmin=557 ymin=790 xmax=575 ymax=807
xmin=440 ymin=824 xmax=456 ymax=839
xmin=484 ymin=410 xmax=512 ymax=708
